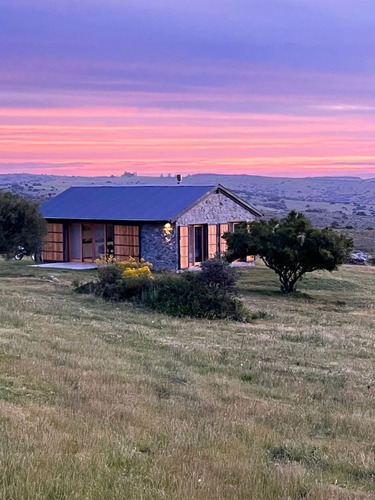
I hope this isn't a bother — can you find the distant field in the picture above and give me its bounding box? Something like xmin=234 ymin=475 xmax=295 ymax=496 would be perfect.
xmin=2 ymin=172 xmax=375 ymax=232
xmin=0 ymin=260 xmax=374 ymax=499
xmin=339 ymin=228 xmax=375 ymax=255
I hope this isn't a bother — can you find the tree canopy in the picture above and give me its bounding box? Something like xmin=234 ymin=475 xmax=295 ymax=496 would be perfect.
xmin=0 ymin=190 xmax=46 ymax=258
xmin=223 ymin=211 xmax=353 ymax=293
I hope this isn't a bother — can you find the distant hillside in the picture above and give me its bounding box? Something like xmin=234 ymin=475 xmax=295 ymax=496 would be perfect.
xmin=1 ymin=172 xmax=375 ymax=251
xmin=187 ymin=174 xmax=375 ymax=231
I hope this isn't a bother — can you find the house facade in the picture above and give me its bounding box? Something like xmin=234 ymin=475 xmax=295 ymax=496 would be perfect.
xmin=41 ymin=184 xmax=262 ymax=271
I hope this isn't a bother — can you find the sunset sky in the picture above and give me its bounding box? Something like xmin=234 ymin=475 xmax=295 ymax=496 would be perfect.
xmin=1 ymin=0 xmax=375 ymax=178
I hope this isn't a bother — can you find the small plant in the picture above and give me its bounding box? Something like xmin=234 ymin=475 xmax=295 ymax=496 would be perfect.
xmin=73 ymin=279 xmax=96 ymax=295
xmin=239 ymin=373 xmax=254 ymax=383
xmin=268 ymin=444 xmax=321 ymax=468
xmin=218 ymin=349 xmax=229 ymax=364
xmin=250 ymin=310 xmax=267 ymax=320
xmin=95 ymin=254 xmax=119 ymax=266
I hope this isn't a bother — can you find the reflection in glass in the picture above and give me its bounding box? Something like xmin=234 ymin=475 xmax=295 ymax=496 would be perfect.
xmin=94 ymin=225 xmax=105 ymax=259
xmin=69 ymin=224 xmax=81 ymax=260
xmin=195 ymin=226 xmax=203 ymax=262
xmin=82 ymin=224 xmax=93 ymax=261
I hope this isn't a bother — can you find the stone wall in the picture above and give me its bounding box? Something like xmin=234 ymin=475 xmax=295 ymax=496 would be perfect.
xmin=176 ymin=191 xmax=257 ymax=226
xmin=140 ymin=191 xmax=259 ymax=271
xmin=140 ymin=222 xmax=178 ymax=271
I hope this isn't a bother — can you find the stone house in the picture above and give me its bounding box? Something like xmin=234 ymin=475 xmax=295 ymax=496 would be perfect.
xmin=41 ymin=184 xmax=262 ymax=271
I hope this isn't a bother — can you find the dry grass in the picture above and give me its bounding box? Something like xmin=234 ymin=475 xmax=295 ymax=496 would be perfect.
xmin=0 ymin=259 xmax=374 ymax=499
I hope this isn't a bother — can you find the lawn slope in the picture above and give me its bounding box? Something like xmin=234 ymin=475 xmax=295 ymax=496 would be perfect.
xmin=0 ymin=260 xmax=374 ymax=499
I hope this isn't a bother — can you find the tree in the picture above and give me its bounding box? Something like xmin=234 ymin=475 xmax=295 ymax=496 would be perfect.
xmin=0 ymin=190 xmax=47 ymax=258
xmin=223 ymin=211 xmax=353 ymax=293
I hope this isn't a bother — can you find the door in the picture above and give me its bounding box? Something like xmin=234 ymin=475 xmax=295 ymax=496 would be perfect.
xmin=68 ymin=223 xmax=106 ymax=262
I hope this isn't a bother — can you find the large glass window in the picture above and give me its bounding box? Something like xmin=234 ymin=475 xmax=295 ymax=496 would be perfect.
xmin=106 ymin=224 xmax=114 ymax=256
xmin=93 ymin=225 xmax=105 ymax=259
xmin=69 ymin=224 xmax=81 ymax=261
xmin=82 ymin=224 xmax=93 ymax=261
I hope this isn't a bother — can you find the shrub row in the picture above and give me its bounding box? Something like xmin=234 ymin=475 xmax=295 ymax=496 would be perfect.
xmin=143 ymin=271 xmax=249 ymax=321
xmin=75 ymin=256 xmax=251 ymax=321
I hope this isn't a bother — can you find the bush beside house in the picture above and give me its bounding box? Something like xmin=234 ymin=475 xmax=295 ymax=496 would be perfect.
xmin=76 ymin=256 xmax=251 ymax=321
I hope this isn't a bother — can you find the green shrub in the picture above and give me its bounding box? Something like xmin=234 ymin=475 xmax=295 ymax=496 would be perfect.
xmin=142 ymin=258 xmax=250 ymax=321
xmin=75 ymin=256 xmax=251 ymax=321
xmin=198 ymin=256 xmax=237 ymax=297
xmin=95 ymin=265 xmax=129 ymax=301
xmin=73 ymin=280 xmax=96 ymax=295
xmin=240 ymin=373 xmax=254 ymax=383
xmin=141 ymin=273 xmax=199 ymax=317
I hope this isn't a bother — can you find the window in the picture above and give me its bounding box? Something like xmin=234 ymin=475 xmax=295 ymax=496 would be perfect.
xmin=179 ymin=224 xmax=209 ymax=268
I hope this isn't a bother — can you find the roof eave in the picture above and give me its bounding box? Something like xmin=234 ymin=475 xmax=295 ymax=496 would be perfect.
xmin=170 ymin=186 xmax=217 ymax=223
xmin=216 ymin=184 xmax=263 ymax=217
xmin=44 ymin=216 xmax=170 ymax=222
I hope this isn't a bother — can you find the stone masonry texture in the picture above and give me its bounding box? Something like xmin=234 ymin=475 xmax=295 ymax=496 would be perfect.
xmin=176 ymin=191 xmax=257 ymax=226
xmin=140 ymin=222 xmax=178 ymax=272
xmin=140 ymin=191 xmax=258 ymax=271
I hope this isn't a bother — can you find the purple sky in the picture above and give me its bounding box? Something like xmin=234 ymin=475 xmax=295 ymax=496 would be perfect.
xmin=1 ymin=0 xmax=375 ymax=177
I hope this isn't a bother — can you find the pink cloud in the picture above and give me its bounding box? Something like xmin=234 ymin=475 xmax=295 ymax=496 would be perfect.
xmin=1 ymin=103 xmax=375 ymax=178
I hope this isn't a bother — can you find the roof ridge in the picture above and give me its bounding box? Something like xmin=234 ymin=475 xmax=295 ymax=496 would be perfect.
xmin=42 ymin=184 xmax=262 ymax=221
xmin=69 ymin=184 xmax=216 ymax=188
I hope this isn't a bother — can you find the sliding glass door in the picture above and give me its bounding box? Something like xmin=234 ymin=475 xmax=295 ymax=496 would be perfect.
xmin=93 ymin=225 xmax=105 ymax=259
xmin=69 ymin=224 xmax=82 ymax=261
xmin=82 ymin=224 xmax=93 ymax=261
xmin=69 ymin=223 xmax=106 ymax=262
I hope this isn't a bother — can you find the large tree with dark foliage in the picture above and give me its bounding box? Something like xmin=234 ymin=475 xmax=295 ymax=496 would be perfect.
xmin=0 ymin=190 xmax=46 ymax=258
xmin=224 ymin=211 xmax=353 ymax=293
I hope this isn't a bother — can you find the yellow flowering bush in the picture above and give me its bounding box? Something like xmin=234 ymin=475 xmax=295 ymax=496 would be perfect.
xmin=117 ymin=257 xmax=154 ymax=281
xmin=94 ymin=255 xmax=154 ymax=301
xmin=95 ymin=254 xmax=119 ymax=266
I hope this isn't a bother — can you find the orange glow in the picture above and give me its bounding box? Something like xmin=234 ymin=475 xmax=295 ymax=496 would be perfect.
xmin=0 ymin=105 xmax=374 ymax=177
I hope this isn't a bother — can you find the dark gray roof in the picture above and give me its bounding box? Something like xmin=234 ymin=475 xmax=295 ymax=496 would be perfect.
xmin=41 ymin=184 xmax=262 ymax=221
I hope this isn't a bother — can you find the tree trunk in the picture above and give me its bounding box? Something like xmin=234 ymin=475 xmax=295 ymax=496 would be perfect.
xmin=279 ymin=275 xmax=297 ymax=294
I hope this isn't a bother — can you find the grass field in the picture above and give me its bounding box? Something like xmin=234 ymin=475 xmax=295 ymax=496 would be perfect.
xmin=0 ymin=260 xmax=374 ymax=499
xmin=339 ymin=229 xmax=375 ymax=255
